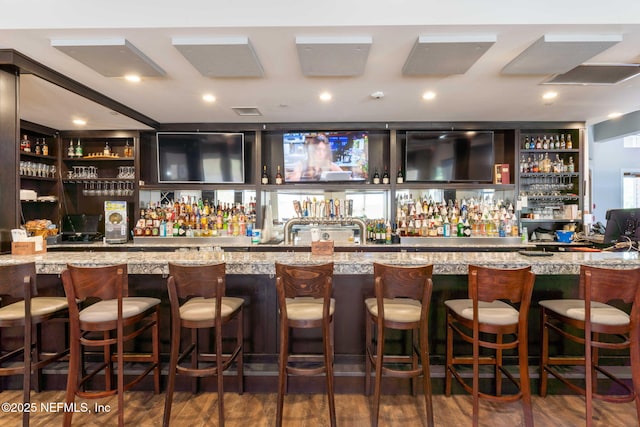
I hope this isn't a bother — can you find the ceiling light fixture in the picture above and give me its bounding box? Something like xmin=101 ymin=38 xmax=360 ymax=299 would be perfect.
xmin=608 ymin=112 xmax=623 ymax=118
xmin=542 ymin=91 xmax=558 ymax=100
xmin=422 ymin=91 xmax=436 ymax=100
xmin=124 ymin=74 xmax=141 ymax=83
xmin=319 ymin=91 xmax=332 ymax=102
xmin=72 ymin=119 xmax=87 ymax=126
xmin=202 ymin=94 xmax=216 ymax=103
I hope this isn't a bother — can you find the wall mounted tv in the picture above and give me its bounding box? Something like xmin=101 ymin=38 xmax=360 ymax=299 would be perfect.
xmin=282 ymin=131 xmax=369 ymax=182
xmin=405 ymin=131 xmax=495 ymax=183
xmin=157 ymin=132 xmax=245 ymax=183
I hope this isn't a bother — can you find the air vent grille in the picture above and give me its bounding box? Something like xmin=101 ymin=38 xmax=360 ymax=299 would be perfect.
xmin=231 ymin=107 xmax=262 ymax=116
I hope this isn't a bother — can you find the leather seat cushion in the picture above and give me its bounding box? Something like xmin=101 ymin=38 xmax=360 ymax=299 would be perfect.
xmin=179 ymin=297 xmax=244 ymax=321
xmin=79 ymin=297 xmax=160 ymax=323
xmin=540 ymin=299 xmax=629 ymax=326
xmin=445 ymin=299 xmax=519 ymax=326
xmin=365 ymin=297 xmax=422 ymax=322
xmin=285 ymin=297 xmax=335 ymax=321
xmin=0 ymin=297 xmax=68 ymax=320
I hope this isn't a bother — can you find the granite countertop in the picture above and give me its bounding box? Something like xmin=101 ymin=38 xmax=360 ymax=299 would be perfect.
xmin=1 ymin=250 xmax=637 ymax=276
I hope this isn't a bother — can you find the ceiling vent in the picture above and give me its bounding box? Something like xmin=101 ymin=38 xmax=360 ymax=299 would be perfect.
xmin=543 ymin=64 xmax=640 ymax=85
xmin=232 ymin=107 xmax=262 ymax=116
xmin=403 ymin=35 xmax=496 ymax=75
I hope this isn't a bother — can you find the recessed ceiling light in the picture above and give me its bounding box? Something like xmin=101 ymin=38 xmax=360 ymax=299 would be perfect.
xmin=542 ymin=91 xmax=558 ymax=100
xmin=608 ymin=112 xmax=623 ymax=118
xmin=124 ymin=74 xmax=141 ymax=83
xmin=319 ymin=91 xmax=332 ymax=102
xmin=202 ymin=94 xmax=216 ymax=103
xmin=422 ymin=91 xmax=436 ymax=101
xmin=72 ymin=119 xmax=87 ymax=126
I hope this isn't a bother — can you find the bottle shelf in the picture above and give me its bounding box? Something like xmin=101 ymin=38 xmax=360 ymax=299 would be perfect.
xmin=19 ymin=151 xmax=57 ymax=161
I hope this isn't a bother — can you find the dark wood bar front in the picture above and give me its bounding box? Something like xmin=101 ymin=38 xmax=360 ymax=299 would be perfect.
xmin=1 ymin=249 xmax=637 ymax=394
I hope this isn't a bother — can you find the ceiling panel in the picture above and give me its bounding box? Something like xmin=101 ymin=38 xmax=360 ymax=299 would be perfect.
xmin=501 ymin=34 xmax=623 ymax=75
xmin=172 ymin=37 xmax=264 ymax=78
xmin=402 ymin=35 xmax=496 ymax=75
xmin=51 ymin=38 xmax=166 ymax=77
xmin=296 ymin=36 xmax=372 ymax=77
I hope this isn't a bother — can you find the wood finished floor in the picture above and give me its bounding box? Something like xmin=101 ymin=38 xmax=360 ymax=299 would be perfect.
xmin=1 ymin=390 xmax=638 ymax=427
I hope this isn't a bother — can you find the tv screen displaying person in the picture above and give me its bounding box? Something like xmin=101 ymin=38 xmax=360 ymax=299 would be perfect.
xmin=286 ymin=134 xmax=344 ymax=181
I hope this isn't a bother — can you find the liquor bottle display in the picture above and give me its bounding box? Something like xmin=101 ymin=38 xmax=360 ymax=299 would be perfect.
xmin=396 ymin=169 xmax=403 ymax=184
xmin=275 ymin=165 xmax=283 ymax=185
xmin=519 ymin=130 xmax=582 ymax=236
xmin=133 ymin=197 xmax=257 ymax=238
xmin=261 ymin=165 xmax=269 ymax=184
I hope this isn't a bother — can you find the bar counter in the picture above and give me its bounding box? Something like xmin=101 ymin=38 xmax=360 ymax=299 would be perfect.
xmin=1 ymin=248 xmax=638 ymax=393
xmin=2 ymin=248 xmax=637 ymax=275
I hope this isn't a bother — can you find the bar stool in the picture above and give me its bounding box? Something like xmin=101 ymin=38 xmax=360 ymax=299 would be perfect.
xmin=0 ymin=262 xmax=69 ymax=427
xmin=275 ymin=262 xmax=336 ymax=427
xmin=445 ymin=265 xmax=535 ymax=427
xmin=163 ymin=262 xmax=244 ymax=427
xmin=61 ymin=264 xmax=161 ymax=427
xmin=364 ymin=263 xmax=434 ymax=427
xmin=540 ymin=265 xmax=640 ymax=426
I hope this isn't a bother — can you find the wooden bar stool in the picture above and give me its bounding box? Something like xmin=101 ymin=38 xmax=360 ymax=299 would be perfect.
xmin=163 ymin=262 xmax=244 ymax=427
xmin=0 ymin=262 xmax=69 ymax=427
xmin=445 ymin=265 xmax=535 ymax=427
xmin=275 ymin=262 xmax=336 ymax=427
xmin=364 ymin=263 xmax=434 ymax=427
xmin=540 ymin=265 xmax=640 ymax=426
xmin=61 ymin=264 xmax=161 ymax=427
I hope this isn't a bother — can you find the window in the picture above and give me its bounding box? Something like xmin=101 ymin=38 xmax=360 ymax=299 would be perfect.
xmin=623 ymin=170 xmax=640 ymax=208
xmin=272 ymin=190 xmax=386 ymax=222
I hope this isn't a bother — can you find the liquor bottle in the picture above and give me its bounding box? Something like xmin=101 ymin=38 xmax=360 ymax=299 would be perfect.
xmin=566 ymin=134 xmax=573 ymax=149
xmin=42 ymin=138 xmax=49 ymax=156
xmin=373 ymin=169 xmax=380 ymax=184
xmin=261 ymin=165 xmax=269 ymax=184
xmin=523 ymin=136 xmax=530 ymax=149
xmin=535 ymin=136 xmax=542 ymax=149
xmin=560 ymin=134 xmax=566 ymax=150
xmin=554 ymin=135 xmax=560 ymax=149
xmin=382 ymin=166 xmax=390 ymax=184
xmin=124 ymin=140 xmax=133 ymax=157
xmin=34 ymin=138 xmax=41 ymax=155
xmin=275 ymin=165 xmax=283 ymax=185
xmin=23 ymin=135 xmax=31 ymax=153
xmin=20 ymin=134 xmax=28 ymax=152
xmin=103 ymin=141 xmax=111 ymax=156
xmin=568 ymin=156 xmax=575 ymax=173
xmin=396 ymin=169 xmax=404 ymax=184
xmin=542 ymin=135 xmax=549 ymax=150
xmin=68 ymin=140 xmax=75 ymax=158
xmin=75 ymin=139 xmax=83 ymax=157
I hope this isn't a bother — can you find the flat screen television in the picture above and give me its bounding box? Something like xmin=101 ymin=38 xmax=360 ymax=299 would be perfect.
xmin=157 ymin=132 xmax=245 ymax=183
xmin=603 ymin=208 xmax=640 ymax=244
xmin=282 ymin=131 xmax=368 ymax=182
xmin=405 ymin=131 xmax=495 ymax=182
